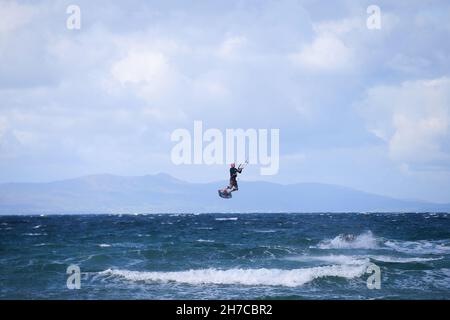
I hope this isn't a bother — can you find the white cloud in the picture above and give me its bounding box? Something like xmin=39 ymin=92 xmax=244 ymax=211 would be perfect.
xmin=290 ymin=34 xmax=354 ymax=71
xmin=111 ymin=49 xmax=174 ymax=99
xmin=289 ymin=18 xmax=358 ymax=72
xmin=387 ymin=53 xmax=431 ymax=74
xmin=359 ymin=77 xmax=450 ymax=166
xmin=218 ymin=35 xmax=247 ymax=59
xmin=194 ymin=79 xmax=229 ymax=98
xmin=0 ymin=1 xmax=34 ymax=34
xmin=313 ymin=18 xmax=362 ymax=35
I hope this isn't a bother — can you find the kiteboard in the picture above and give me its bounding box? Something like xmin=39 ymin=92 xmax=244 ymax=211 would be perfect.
xmin=218 ymin=189 xmax=232 ymax=199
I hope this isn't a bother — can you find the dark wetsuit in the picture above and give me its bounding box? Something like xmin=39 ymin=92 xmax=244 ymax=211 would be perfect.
xmin=229 ymin=167 xmax=242 ymax=190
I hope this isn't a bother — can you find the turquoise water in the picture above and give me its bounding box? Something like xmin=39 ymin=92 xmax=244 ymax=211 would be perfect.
xmin=1 ymin=213 xmax=449 ymax=299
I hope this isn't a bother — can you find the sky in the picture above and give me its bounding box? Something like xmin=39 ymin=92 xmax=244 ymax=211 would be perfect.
xmin=1 ymin=0 xmax=450 ymax=203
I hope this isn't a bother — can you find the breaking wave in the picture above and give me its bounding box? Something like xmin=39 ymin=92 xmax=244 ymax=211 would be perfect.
xmin=100 ymin=264 xmax=368 ymax=287
xmin=384 ymin=240 xmax=450 ymax=255
xmin=315 ymin=231 xmax=378 ymax=249
xmin=369 ymin=255 xmax=442 ymax=263
xmin=286 ymin=254 xmax=441 ymax=265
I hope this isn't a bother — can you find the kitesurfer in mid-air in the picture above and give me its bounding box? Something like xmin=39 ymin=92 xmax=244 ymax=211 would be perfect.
xmin=218 ymin=160 xmax=247 ymax=198
xmin=228 ymin=163 xmax=242 ymax=192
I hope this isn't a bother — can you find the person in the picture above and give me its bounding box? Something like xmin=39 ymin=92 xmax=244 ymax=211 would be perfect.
xmin=228 ymin=163 xmax=243 ymax=192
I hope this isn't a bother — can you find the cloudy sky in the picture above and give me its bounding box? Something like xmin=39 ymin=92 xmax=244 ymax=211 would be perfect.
xmin=1 ymin=0 xmax=450 ymax=203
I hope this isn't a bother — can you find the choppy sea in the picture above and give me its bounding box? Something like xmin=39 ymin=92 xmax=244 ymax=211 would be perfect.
xmin=1 ymin=213 xmax=449 ymax=299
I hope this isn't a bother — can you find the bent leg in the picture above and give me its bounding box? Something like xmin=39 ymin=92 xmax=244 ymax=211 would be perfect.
xmin=229 ymin=177 xmax=237 ymax=192
xmin=229 ymin=178 xmax=238 ymax=192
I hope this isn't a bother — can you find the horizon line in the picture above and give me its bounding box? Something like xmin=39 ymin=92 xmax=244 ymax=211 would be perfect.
xmin=0 ymin=172 xmax=447 ymax=205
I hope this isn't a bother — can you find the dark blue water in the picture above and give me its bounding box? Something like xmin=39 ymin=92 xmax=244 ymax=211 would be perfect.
xmin=1 ymin=213 xmax=449 ymax=299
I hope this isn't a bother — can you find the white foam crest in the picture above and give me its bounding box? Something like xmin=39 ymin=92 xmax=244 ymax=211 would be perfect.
xmin=286 ymin=253 xmax=441 ymax=265
xmin=34 ymin=243 xmax=50 ymax=247
xmin=215 ymin=217 xmax=238 ymax=221
xmin=98 ymin=244 xmax=111 ymax=247
xmin=384 ymin=240 xmax=450 ymax=255
xmin=100 ymin=264 xmax=367 ymax=287
xmin=316 ymin=231 xmax=378 ymax=249
xmin=370 ymin=255 xmax=443 ymax=263
xmin=196 ymin=239 xmax=215 ymax=243
xmin=286 ymin=254 xmax=369 ymax=265
xmin=252 ymin=229 xmax=277 ymax=233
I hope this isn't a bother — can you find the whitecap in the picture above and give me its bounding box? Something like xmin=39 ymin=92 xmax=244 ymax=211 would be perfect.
xmin=100 ymin=264 xmax=368 ymax=287
xmin=34 ymin=243 xmax=50 ymax=247
xmin=286 ymin=254 xmax=441 ymax=265
xmin=384 ymin=240 xmax=450 ymax=255
xmin=314 ymin=231 xmax=378 ymax=250
xmin=286 ymin=254 xmax=369 ymax=266
xmin=252 ymin=229 xmax=277 ymax=233
xmin=370 ymin=255 xmax=443 ymax=263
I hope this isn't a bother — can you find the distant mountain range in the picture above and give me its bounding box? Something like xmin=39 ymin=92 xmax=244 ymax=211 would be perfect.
xmin=0 ymin=173 xmax=448 ymax=214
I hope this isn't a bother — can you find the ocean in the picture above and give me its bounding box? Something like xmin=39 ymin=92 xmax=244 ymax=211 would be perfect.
xmin=1 ymin=213 xmax=449 ymax=299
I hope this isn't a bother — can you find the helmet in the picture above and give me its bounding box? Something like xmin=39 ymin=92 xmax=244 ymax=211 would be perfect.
xmin=230 ymin=163 xmax=235 ymax=168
